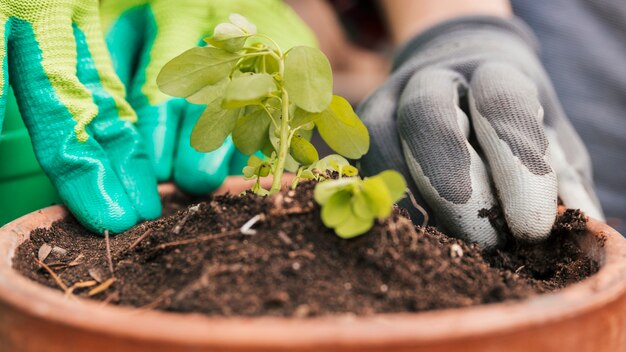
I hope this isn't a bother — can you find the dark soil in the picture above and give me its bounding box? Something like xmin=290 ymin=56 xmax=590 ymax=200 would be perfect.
xmin=13 ymin=182 xmax=598 ymax=317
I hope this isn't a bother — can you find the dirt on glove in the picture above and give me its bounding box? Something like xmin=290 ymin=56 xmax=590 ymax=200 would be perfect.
xmin=13 ymin=182 xmax=598 ymax=317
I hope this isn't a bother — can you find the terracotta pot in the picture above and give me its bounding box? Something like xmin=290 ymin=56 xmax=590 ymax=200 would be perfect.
xmin=1 ymin=177 xmax=626 ymax=352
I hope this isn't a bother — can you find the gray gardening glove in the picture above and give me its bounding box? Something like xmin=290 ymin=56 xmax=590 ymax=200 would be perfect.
xmin=359 ymin=16 xmax=604 ymax=248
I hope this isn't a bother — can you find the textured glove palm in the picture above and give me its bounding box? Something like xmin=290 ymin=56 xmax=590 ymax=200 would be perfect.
xmin=0 ymin=0 xmax=160 ymax=233
xmin=100 ymin=0 xmax=317 ymax=194
xmin=359 ymin=17 xmax=603 ymax=247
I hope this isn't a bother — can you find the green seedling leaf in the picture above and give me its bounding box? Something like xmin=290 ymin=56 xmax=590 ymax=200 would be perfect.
xmin=223 ymin=73 xmax=277 ymax=108
xmin=233 ymin=108 xmax=271 ymax=155
xmin=291 ymin=107 xmax=319 ymax=129
xmin=362 ymin=176 xmax=394 ymax=219
xmin=321 ymin=190 xmax=352 ymax=227
xmin=315 ymin=95 xmax=369 ymax=159
xmin=186 ymin=77 xmax=229 ymax=105
xmin=377 ymin=170 xmax=407 ymax=202
xmin=191 ymin=106 xmax=240 ymax=152
xmin=229 ymin=13 xmax=257 ymax=34
xmin=289 ymin=135 xmax=319 ymax=166
xmin=247 ymin=154 xmax=264 ymax=168
xmin=205 ymin=14 xmax=256 ymax=52
xmin=157 ymin=47 xmax=240 ymax=98
xmin=314 ymin=177 xmax=358 ymax=204
xmin=335 ymin=211 xmax=374 ymax=239
xmin=242 ymin=166 xmax=256 ymax=179
xmin=351 ymin=191 xmax=374 ymax=219
xmin=301 ymin=169 xmax=316 ymax=179
xmin=284 ymin=46 xmax=333 ymax=113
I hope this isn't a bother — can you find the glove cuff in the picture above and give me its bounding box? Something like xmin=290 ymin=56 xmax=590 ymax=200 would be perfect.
xmin=393 ymin=16 xmax=540 ymax=70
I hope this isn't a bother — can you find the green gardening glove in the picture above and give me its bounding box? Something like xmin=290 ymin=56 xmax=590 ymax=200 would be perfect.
xmin=0 ymin=0 xmax=161 ymax=233
xmin=100 ymin=0 xmax=317 ymax=194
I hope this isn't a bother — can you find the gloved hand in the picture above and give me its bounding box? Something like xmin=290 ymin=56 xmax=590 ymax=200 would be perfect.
xmin=0 ymin=0 xmax=160 ymax=233
xmin=99 ymin=0 xmax=317 ymax=194
xmin=359 ymin=16 xmax=604 ymax=248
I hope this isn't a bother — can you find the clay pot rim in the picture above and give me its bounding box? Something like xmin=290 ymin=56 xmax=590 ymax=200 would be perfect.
xmin=1 ymin=179 xmax=625 ymax=349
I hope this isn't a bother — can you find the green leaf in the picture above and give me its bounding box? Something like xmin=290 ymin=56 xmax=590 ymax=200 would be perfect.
xmin=289 ymin=135 xmax=319 ymax=166
xmin=223 ymin=73 xmax=277 ymax=108
xmin=291 ymin=107 xmax=319 ymax=129
xmin=342 ymin=165 xmax=359 ymax=177
xmin=315 ymin=95 xmax=369 ymax=159
xmin=205 ymin=36 xmax=246 ymax=53
xmin=247 ymin=155 xmax=265 ymax=168
xmin=191 ymin=106 xmax=240 ymax=152
xmin=314 ymin=154 xmax=350 ymax=173
xmin=377 ymin=170 xmax=407 ymax=202
xmin=284 ymin=46 xmax=333 ymax=113
xmin=351 ymin=191 xmax=374 ymax=219
xmin=361 ymin=177 xmax=393 ymax=219
xmin=157 ymin=47 xmax=241 ymax=98
xmin=301 ymin=169 xmax=316 ymax=179
xmin=232 ymin=108 xmax=271 ymax=155
xmin=186 ymin=77 xmax=229 ymax=105
xmin=313 ymin=177 xmax=358 ymax=204
xmin=242 ymin=166 xmax=256 ymax=179
xmin=335 ymin=211 xmax=374 ymax=239
xmin=321 ymin=190 xmax=352 ymax=227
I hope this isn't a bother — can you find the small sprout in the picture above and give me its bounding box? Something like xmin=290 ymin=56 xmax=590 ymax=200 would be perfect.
xmin=314 ymin=170 xmax=407 ymax=238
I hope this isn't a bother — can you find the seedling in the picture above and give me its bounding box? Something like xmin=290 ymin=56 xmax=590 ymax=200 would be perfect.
xmin=157 ymin=13 xmax=368 ymax=194
xmin=157 ymin=14 xmax=406 ymax=238
xmin=314 ymin=170 xmax=406 ymax=238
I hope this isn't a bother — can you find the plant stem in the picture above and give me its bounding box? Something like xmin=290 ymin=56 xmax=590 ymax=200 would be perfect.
xmin=271 ymin=88 xmax=290 ymax=193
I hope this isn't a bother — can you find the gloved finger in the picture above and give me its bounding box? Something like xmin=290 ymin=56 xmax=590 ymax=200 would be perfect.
xmin=469 ymin=62 xmax=557 ymax=242
xmin=545 ymin=128 xmax=604 ymax=220
xmin=538 ymin=82 xmax=605 ymax=220
xmin=100 ymin=0 xmax=149 ymax=88
xmin=398 ymin=68 xmax=500 ymax=247
xmin=228 ymin=149 xmax=251 ymax=176
xmin=6 ymin=7 xmax=140 ymax=233
xmin=121 ymin=1 xmax=211 ymax=181
xmin=357 ymin=71 xmax=430 ymax=226
xmin=75 ymin=15 xmax=161 ymax=221
xmin=173 ymin=103 xmax=234 ymax=194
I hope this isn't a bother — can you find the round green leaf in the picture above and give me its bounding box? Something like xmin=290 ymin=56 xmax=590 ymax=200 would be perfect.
xmin=157 ymin=47 xmax=240 ymax=98
xmin=191 ymin=106 xmax=240 ymax=152
xmin=321 ymin=190 xmax=352 ymax=228
xmin=186 ymin=77 xmax=229 ymax=105
xmin=313 ymin=177 xmax=358 ymax=205
xmin=289 ymin=135 xmax=319 ymax=166
xmin=361 ymin=177 xmax=393 ymax=219
xmin=242 ymin=166 xmax=256 ymax=179
xmin=223 ymin=73 xmax=277 ymax=108
xmin=351 ymin=191 xmax=374 ymax=220
xmin=232 ymin=108 xmax=271 ymax=156
xmin=315 ymin=95 xmax=370 ymax=159
xmin=284 ymin=46 xmax=333 ymax=113
xmin=335 ymin=211 xmax=374 ymax=239
xmin=377 ymin=170 xmax=407 ymax=202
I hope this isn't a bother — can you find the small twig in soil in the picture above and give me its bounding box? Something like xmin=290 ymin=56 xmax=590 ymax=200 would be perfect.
xmin=104 ymin=230 xmax=114 ymax=277
xmin=172 ymin=204 xmax=201 ymax=235
xmin=140 ymin=288 xmax=175 ymax=310
xmin=127 ymin=229 xmax=154 ymax=252
xmin=88 ymin=277 xmax=116 ymax=296
xmin=277 ymin=231 xmax=293 ymax=246
xmin=35 ymin=258 xmax=68 ymax=292
xmin=66 ymin=280 xmax=98 ymax=295
xmin=154 ymin=229 xmax=240 ymax=250
xmin=240 ymin=214 xmax=265 ymax=235
xmin=406 ymin=188 xmax=429 ymax=232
